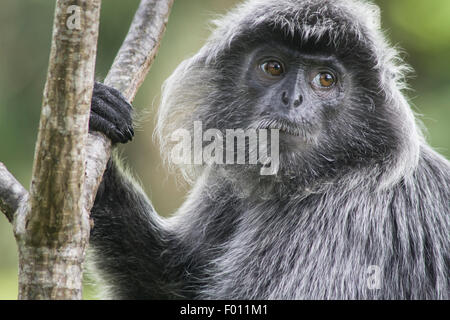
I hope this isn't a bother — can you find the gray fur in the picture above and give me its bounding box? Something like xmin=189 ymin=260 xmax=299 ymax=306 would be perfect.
xmin=89 ymin=0 xmax=449 ymax=299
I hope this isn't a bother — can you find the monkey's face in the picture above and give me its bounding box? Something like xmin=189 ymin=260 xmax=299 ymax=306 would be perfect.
xmin=240 ymin=42 xmax=350 ymax=150
xmin=200 ymin=35 xmax=398 ymax=177
xmin=205 ymin=38 xmax=362 ymax=160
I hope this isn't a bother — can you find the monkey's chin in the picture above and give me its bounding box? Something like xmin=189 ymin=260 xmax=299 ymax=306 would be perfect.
xmin=278 ymin=131 xmax=315 ymax=153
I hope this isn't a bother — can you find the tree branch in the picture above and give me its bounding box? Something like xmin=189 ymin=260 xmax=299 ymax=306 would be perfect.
xmin=0 ymin=163 xmax=28 ymax=223
xmin=17 ymin=0 xmax=102 ymax=300
xmin=104 ymin=0 xmax=175 ymax=100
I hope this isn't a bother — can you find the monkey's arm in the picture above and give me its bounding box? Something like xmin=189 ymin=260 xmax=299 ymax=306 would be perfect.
xmin=90 ymin=158 xmax=184 ymax=299
xmin=87 ymin=83 xmax=188 ymax=299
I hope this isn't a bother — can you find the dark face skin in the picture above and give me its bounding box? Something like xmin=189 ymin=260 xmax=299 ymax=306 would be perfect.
xmin=241 ymin=43 xmax=349 ymax=149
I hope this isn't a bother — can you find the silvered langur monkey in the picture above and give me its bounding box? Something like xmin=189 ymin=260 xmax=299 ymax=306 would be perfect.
xmin=88 ymin=0 xmax=449 ymax=299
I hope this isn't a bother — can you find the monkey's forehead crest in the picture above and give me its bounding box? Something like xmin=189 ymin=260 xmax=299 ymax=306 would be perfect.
xmin=204 ymin=0 xmax=383 ymax=63
xmin=213 ymin=0 xmax=380 ymax=37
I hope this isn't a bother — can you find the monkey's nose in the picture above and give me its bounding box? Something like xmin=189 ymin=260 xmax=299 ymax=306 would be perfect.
xmin=281 ymin=91 xmax=303 ymax=108
xmin=281 ymin=91 xmax=289 ymax=106
xmin=293 ymin=95 xmax=303 ymax=108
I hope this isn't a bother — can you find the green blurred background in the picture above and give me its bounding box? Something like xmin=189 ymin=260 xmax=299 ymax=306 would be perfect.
xmin=0 ymin=0 xmax=449 ymax=299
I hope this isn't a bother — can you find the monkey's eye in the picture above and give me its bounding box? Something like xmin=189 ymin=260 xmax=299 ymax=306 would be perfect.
xmin=260 ymin=60 xmax=284 ymax=77
xmin=312 ymin=72 xmax=336 ymax=89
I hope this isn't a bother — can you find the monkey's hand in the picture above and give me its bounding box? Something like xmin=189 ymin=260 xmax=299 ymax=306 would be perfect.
xmin=89 ymin=82 xmax=134 ymax=144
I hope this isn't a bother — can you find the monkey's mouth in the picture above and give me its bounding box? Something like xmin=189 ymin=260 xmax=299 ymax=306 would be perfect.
xmin=253 ymin=118 xmax=306 ymax=138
